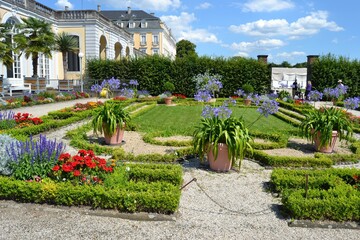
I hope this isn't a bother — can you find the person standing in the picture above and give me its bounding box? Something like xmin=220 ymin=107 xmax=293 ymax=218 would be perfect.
xmin=305 ymin=80 xmax=312 ymax=100
xmin=292 ymin=79 xmax=298 ymax=98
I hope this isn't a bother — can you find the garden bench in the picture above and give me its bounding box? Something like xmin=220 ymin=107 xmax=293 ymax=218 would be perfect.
xmin=24 ymin=77 xmax=46 ymax=93
xmin=0 ymin=76 xmax=31 ymax=97
xmin=58 ymin=79 xmax=74 ymax=91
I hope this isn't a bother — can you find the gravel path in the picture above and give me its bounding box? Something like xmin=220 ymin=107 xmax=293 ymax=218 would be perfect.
xmin=0 ymin=100 xmax=359 ymax=239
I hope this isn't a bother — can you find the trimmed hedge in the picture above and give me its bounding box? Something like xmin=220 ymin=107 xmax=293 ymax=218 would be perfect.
xmin=271 ymin=168 xmax=360 ymax=221
xmin=0 ymin=163 xmax=183 ymax=213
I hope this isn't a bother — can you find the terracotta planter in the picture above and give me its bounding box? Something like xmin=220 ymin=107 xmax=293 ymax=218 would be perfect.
xmin=313 ymin=130 xmax=338 ymax=153
xmin=164 ymin=97 xmax=173 ymax=105
xmin=207 ymin=143 xmax=231 ymax=172
xmin=103 ymin=124 xmax=125 ymax=145
xmin=244 ymin=99 xmax=252 ymax=106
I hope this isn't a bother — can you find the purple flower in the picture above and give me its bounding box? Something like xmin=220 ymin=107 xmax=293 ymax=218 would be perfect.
xmin=119 ymin=88 xmax=135 ymax=98
xmin=137 ymin=90 xmax=149 ymax=96
xmin=201 ymin=105 xmax=232 ymax=119
xmin=102 ymin=77 xmax=121 ymax=90
xmin=194 ymin=90 xmax=212 ymax=102
xmin=0 ymin=110 xmax=15 ymax=120
xmin=308 ymin=90 xmax=323 ymax=101
xmin=206 ymin=79 xmax=223 ymax=94
xmin=267 ymin=93 xmax=278 ymax=100
xmin=235 ymin=89 xmax=245 ymax=97
xmin=257 ymin=100 xmax=279 ymax=117
xmin=344 ymin=97 xmax=360 ymax=110
xmin=223 ymin=98 xmax=237 ymax=107
xmin=337 ymin=84 xmax=348 ymax=95
xmin=129 ymin=79 xmax=139 ymax=86
xmin=90 ymin=84 xmax=102 ymax=93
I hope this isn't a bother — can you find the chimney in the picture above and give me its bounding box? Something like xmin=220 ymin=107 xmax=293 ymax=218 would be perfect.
xmin=257 ymin=55 xmax=268 ymax=64
xmin=127 ymin=6 xmax=131 ymax=14
xmin=65 ymin=6 xmax=69 ymax=11
xmin=306 ymin=55 xmax=319 ymax=85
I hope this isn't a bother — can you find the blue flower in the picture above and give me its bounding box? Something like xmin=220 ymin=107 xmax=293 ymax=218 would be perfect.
xmin=90 ymin=84 xmax=102 ymax=93
xmin=129 ymin=79 xmax=139 ymax=86
xmin=194 ymin=90 xmax=212 ymax=102
xmin=257 ymin=100 xmax=279 ymax=117
xmin=308 ymin=90 xmax=323 ymax=101
xmin=344 ymin=97 xmax=360 ymax=110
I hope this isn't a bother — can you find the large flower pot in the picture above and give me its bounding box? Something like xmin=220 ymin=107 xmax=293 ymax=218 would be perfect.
xmin=244 ymin=99 xmax=252 ymax=106
xmin=313 ymin=130 xmax=338 ymax=153
xmin=207 ymin=143 xmax=231 ymax=172
xmin=103 ymin=124 xmax=125 ymax=145
xmin=164 ymin=97 xmax=173 ymax=105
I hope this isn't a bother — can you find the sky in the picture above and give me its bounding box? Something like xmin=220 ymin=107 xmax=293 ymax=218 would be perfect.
xmin=36 ymin=0 xmax=360 ymax=64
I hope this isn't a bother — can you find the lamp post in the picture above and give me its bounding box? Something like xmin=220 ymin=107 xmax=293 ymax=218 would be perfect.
xmin=78 ymin=52 xmax=84 ymax=92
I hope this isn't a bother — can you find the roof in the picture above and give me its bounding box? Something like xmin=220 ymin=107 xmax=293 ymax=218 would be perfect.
xmin=100 ymin=10 xmax=160 ymax=21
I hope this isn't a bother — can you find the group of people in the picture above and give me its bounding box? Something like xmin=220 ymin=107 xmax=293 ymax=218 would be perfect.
xmin=292 ymin=79 xmax=343 ymax=100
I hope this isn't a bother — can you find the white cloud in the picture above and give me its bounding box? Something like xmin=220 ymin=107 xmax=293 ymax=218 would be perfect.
xmin=97 ymin=0 xmax=181 ymax=11
xmin=55 ymin=0 xmax=74 ymax=10
xmin=277 ymin=51 xmax=306 ymax=58
xmin=161 ymin=12 xmax=220 ymax=43
xmin=234 ymin=52 xmax=250 ymax=58
xmin=229 ymin=11 xmax=343 ymax=37
xmin=242 ymin=0 xmax=294 ymax=12
xmin=196 ymin=2 xmax=212 ymax=10
xmin=230 ymin=39 xmax=285 ymax=53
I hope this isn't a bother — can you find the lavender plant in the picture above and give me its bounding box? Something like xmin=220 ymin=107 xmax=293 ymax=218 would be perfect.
xmin=0 ymin=134 xmax=19 ymax=176
xmin=0 ymin=110 xmax=16 ymax=130
xmin=7 ymin=134 xmax=65 ymax=180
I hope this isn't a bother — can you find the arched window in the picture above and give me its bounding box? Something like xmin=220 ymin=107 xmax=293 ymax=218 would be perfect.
xmin=68 ymin=35 xmax=80 ymax=71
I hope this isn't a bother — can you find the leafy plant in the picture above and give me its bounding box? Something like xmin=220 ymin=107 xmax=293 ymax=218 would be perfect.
xmin=163 ymin=81 xmax=175 ymax=93
xmin=92 ymin=102 xmax=131 ymax=135
xmin=299 ymin=107 xmax=353 ymax=149
xmin=241 ymin=83 xmax=254 ymax=94
xmin=0 ymin=134 xmax=19 ymax=175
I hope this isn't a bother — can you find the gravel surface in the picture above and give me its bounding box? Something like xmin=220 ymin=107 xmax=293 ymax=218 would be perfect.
xmin=0 ymin=100 xmax=359 ymax=239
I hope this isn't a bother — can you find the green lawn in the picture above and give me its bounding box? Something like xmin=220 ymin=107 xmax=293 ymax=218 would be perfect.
xmin=132 ymin=105 xmax=297 ymax=136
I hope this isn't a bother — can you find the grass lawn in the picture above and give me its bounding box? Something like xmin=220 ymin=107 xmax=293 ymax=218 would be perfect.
xmin=132 ymin=105 xmax=297 ymax=136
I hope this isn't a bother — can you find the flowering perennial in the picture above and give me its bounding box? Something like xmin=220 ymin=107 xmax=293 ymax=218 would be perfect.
xmin=50 ymin=149 xmax=114 ymax=185
xmin=308 ymin=90 xmax=323 ymax=101
xmin=344 ymin=97 xmax=360 ymax=110
xmin=194 ymin=90 xmax=212 ymax=102
xmin=13 ymin=112 xmax=43 ymax=125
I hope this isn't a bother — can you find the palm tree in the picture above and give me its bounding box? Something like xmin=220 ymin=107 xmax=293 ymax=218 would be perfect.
xmin=13 ymin=17 xmax=55 ymax=77
xmin=0 ymin=23 xmax=14 ymax=68
xmin=54 ymin=32 xmax=78 ymax=80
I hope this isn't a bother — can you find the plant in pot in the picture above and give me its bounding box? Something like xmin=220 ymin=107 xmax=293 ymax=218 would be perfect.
xmin=299 ymin=106 xmax=353 ymax=153
xmin=193 ymin=104 xmax=253 ymax=172
xmin=163 ymin=81 xmax=175 ymax=105
xmin=92 ymin=102 xmax=131 ymax=145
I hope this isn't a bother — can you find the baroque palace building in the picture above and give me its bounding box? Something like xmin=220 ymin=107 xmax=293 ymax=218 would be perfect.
xmin=0 ymin=0 xmax=176 ymax=90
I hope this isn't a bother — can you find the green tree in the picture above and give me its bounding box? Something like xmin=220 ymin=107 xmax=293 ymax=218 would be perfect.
xmin=54 ymin=32 xmax=78 ymax=80
xmin=14 ymin=17 xmax=55 ymax=77
xmin=176 ymin=39 xmax=197 ymax=58
xmin=0 ymin=23 xmax=14 ymax=67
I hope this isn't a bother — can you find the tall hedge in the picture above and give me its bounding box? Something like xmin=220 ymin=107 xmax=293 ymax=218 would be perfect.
xmin=311 ymin=54 xmax=360 ymax=97
xmin=87 ymin=55 xmax=271 ymax=97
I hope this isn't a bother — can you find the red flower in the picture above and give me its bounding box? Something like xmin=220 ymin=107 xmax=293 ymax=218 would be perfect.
xmin=59 ymin=153 xmax=71 ymax=161
xmin=78 ymin=149 xmax=87 ymax=157
xmin=73 ymin=170 xmax=81 ymax=177
xmin=52 ymin=165 xmax=60 ymax=171
xmin=62 ymin=162 xmax=73 ymax=172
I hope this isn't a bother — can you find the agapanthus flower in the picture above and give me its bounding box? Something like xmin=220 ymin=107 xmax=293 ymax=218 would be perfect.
xmin=119 ymin=88 xmax=135 ymax=99
xmin=201 ymin=105 xmax=232 ymax=119
xmin=257 ymin=100 xmax=279 ymax=117
xmin=234 ymin=89 xmax=245 ymax=97
xmin=308 ymin=90 xmax=323 ymax=101
xmin=194 ymin=90 xmax=212 ymax=102
xmin=129 ymin=79 xmax=139 ymax=86
xmin=344 ymin=97 xmax=360 ymax=110
xmin=223 ymin=98 xmax=237 ymax=107
xmin=90 ymin=84 xmax=102 ymax=93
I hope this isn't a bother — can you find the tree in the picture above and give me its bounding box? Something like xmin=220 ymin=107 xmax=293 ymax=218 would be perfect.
xmin=0 ymin=23 xmax=14 ymax=68
xmin=54 ymin=32 xmax=78 ymax=80
xmin=14 ymin=17 xmax=55 ymax=77
xmin=176 ymin=39 xmax=197 ymax=58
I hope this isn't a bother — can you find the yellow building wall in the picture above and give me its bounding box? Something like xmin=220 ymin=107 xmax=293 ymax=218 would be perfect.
xmin=56 ymin=27 xmax=85 ymax=80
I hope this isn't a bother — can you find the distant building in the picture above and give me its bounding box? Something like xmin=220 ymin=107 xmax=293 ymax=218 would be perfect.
xmin=0 ymin=0 xmax=136 ymax=89
xmin=271 ymin=67 xmax=307 ymax=95
xmin=101 ymin=7 xmax=176 ymax=60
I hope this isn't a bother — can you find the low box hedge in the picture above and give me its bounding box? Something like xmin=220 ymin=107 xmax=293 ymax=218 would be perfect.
xmin=0 ymin=163 xmax=183 ymax=214
xmin=271 ymin=168 xmax=360 ymax=221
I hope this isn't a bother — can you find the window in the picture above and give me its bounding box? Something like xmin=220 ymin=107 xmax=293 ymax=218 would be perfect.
xmin=152 ymin=48 xmax=159 ymax=55
xmin=140 ymin=34 xmax=146 ymax=45
xmin=5 ymin=17 xmax=21 ymax=79
xmin=68 ymin=36 xmax=80 ymax=71
xmin=153 ymin=35 xmax=159 ymax=45
xmin=129 ymin=21 xmax=135 ymax=28
xmin=38 ymin=54 xmax=50 ymax=83
xmin=141 ymin=20 xmax=147 ymax=28
xmin=140 ymin=48 xmax=147 ymax=53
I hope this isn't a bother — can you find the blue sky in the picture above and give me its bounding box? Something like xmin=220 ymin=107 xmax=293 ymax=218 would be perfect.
xmin=37 ymin=0 xmax=360 ymax=64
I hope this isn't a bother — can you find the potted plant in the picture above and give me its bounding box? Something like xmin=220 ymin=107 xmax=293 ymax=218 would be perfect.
xmin=163 ymin=81 xmax=175 ymax=105
xmin=193 ymin=106 xmax=253 ymax=172
xmin=92 ymin=102 xmax=131 ymax=145
xmin=300 ymin=107 xmax=353 ymax=153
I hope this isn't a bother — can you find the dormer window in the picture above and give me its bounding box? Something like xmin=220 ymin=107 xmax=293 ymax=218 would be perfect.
xmin=141 ymin=20 xmax=147 ymax=28
xmin=129 ymin=21 xmax=135 ymax=28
